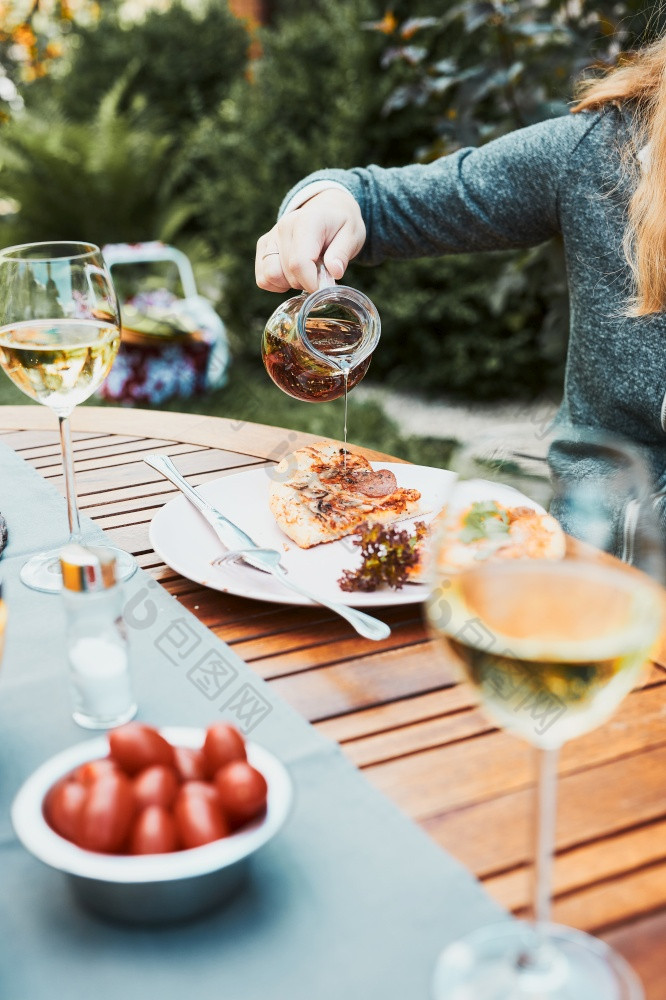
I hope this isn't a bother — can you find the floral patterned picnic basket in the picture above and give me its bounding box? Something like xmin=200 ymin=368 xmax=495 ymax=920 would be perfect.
xmin=98 ymin=242 xmax=230 ymax=405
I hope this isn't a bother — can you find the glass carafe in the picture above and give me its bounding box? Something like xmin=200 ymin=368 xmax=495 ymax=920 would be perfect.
xmin=262 ymin=269 xmax=380 ymax=402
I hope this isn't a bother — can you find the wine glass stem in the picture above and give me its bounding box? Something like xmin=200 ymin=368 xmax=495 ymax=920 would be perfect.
xmin=534 ymin=746 xmax=558 ymax=926
xmin=516 ymin=749 xmax=559 ymax=977
xmin=521 ymin=745 xmax=560 ymax=970
xmin=58 ymin=414 xmax=82 ymax=542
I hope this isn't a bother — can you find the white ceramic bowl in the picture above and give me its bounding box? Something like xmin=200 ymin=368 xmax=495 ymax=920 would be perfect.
xmin=11 ymin=727 xmax=293 ymax=924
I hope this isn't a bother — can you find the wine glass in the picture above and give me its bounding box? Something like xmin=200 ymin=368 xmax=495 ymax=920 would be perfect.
xmin=425 ymin=424 xmax=664 ymax=1000
xmin=0 ymin=241 xmax=137 ymax=592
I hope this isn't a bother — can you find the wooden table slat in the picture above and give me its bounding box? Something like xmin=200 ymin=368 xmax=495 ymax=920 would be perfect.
xmin=45 ymin=447 xmax=265 ymax=495
xmin=79 ymin=468 xmax=257 ymax=515
xmin=1 ymin=429 xmax=111 ymax=451
xmin=487 ymin=817 xmax=666 ymax=912
xmin=269 ymin=642 xmax=454 ymax=719
xmin=365 ymin=677 xmax=666 ymax=819
xmin=27 ymin=437 xmax=206 ymax=469
xmin=604 ymin=910 xmax=666 ymax=997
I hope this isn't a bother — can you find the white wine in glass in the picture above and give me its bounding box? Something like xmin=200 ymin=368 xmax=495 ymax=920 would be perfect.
xmin=426 ymin=426 xmax=664 ymax=1000
xmin=441 ymin=559 xmax=660 ymax=747
xmin=0 ymin=242 xmax=137 ymax=592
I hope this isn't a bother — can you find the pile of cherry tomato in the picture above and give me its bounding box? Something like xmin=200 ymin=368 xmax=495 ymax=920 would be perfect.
xmin=44 ymin=723 xmax=268 ymax=855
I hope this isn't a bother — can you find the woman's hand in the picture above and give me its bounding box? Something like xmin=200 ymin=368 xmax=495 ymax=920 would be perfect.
xmin=255 ymin=187 xmax=366 ymax=293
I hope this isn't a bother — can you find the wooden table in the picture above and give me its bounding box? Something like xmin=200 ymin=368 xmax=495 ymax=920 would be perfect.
xmin=2 ymin=404 xmax=665 ymax=995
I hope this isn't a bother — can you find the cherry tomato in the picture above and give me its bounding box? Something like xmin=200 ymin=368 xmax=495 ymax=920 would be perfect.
xmin=133 ymin=765 xmax=179 ymax=810
xmin=214 ymin=761 xmax=268 ymax=827
xmin=173 ymin=746 xmax=207 ymax=782
xmin=79 ymin=772 xmax=135 ymax=853
xmin=129 ymin=806 xmax=180 ymax=855
xmin=108 ymin=724 xmax=175 ymax=776
xmin=44 ymin=777 xmax=87 ymax=845
xmin=74 ymin=758 xmax=120 ymax=786
xmin=203 ymin=723 xmax=246 ymax=776
xmin=174 ymin=785 xmax=229 ymax=849
xmin=179 ymin=780 xmax=220 ymax=803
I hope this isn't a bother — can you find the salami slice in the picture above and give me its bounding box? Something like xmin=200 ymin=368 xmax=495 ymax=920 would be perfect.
xmin=348 ymin=468 xmax=398 ymax=497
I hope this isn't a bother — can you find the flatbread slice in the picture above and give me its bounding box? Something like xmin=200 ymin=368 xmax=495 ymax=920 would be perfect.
xmin=268 ymin=442 xmax=422 ymax=548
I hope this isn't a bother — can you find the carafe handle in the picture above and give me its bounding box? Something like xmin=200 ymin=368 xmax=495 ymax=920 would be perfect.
xmin=317 ymin=261 xmax=336 ymax=289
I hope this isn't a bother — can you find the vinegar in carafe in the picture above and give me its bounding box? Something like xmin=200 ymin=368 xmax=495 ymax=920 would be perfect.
xmin=262 ymin=288 xmax=380 ymax=467
xmin=262 ymin=312 xmax=370 ymax=404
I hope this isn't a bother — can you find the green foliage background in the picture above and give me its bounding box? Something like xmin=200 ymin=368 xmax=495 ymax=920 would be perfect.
xmin=1 ymin=0 xmax=664 ymax=406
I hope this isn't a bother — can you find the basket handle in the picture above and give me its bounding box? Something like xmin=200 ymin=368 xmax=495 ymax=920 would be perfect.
xmin=102 ymin=242 xmax=198 ymax=299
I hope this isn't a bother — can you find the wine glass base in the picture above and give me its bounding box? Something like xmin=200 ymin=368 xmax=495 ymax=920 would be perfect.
xmin=432 ymin=922 xmax=643 ymax=1000
xmin=20 ymin=547 xmax=138 ymax=594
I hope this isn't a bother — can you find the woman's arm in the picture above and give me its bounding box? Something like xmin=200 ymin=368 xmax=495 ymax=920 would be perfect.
xmin=256 ymin=110 xmax=603 ymax=292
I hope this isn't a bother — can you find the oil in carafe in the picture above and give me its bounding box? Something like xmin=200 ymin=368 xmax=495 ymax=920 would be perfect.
xmin=263 ymin=310 xmax=370 ymax=403
xmin=304 ymin=313 xmax=363 ymax=362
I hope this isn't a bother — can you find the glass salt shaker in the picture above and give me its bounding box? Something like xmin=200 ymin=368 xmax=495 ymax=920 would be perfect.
xmin=60 ymin=543 xmax=137 ymax=729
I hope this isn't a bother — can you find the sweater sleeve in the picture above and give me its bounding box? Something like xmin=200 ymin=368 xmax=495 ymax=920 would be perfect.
xmin=279 ymin=111 xmax=603 ymax=265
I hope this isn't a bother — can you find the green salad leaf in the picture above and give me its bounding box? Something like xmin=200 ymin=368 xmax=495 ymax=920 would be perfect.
xmin=338 ymin=520 xmax=429 ymax=592
xmin=458 ymin=500 xmax=510 ymax=543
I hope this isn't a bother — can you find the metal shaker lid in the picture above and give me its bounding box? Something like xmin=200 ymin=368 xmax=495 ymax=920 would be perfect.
xmin=60 ymin=543 xmax=117 ymax=592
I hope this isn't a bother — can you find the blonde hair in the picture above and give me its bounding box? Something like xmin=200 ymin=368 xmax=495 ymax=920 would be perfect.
xmin=573 ymin=38 xmax=666 ymax=315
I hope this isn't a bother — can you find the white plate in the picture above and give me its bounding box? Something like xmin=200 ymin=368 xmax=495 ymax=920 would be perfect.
xmin=149 ymin=463 xmax=538 ymax=608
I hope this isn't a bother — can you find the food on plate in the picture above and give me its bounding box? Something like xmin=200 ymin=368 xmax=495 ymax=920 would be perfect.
xmin=43 ymin=723 xmax=268 ymax=855
xmin=78 ymin=772 xmax=135 ymax=853
xmin=431 ymin=500 xmax=566 ymax=574
xmin=268 ymin=441 xmax=422 ymax=548
xmin=338 ymin=521 xmax=429 ymax=592
xmin=44 ymin=778 xmax=87 ymax=844
xmin=74 ymin=758 xmax=120 ymax=786
xmin=339 ymin=500 xmax=566 ymax=592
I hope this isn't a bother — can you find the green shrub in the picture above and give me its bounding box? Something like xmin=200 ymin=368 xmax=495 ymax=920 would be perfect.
xmin=348 ymin=241 xmax=568 ymax=400
xmin=26 ymin=1 xmax=249 ymax=133
xmin=0 ymin=86 xmax=187 ymax=246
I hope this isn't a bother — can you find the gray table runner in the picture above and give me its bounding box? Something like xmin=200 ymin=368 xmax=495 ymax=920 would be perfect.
xmin=0 ymin=439 xmax=505 ymax=1000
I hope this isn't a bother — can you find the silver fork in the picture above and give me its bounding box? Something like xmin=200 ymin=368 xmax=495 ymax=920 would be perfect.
xmin=145 ymin=454 xmax=391 ymax=642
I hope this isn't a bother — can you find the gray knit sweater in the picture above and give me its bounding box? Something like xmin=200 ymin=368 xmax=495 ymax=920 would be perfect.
xmin=281 ymin=107 xmax=666 ymax=488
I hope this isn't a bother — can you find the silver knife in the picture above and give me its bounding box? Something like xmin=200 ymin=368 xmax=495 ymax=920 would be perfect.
xmin=144 ymin=454 xmax=391 ymax=642
xmin=144 ymin=453 xmax=278 ymax=565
